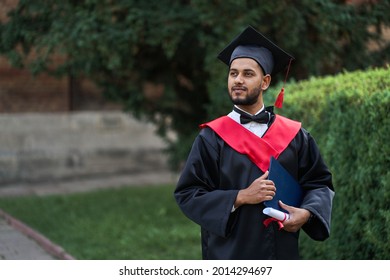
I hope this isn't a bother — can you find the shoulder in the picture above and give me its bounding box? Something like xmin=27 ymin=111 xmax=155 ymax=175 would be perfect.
xmin=272 ymin=115 xmax=314 ymax=147
xmin=274 ymin=114 xmax=301 ymax=128
xmin=290 ymin=125 xmax=321 ymax=156
xmin=200 ymin=116 xmax=235 ymax=130
xmin=199 ymin=125 xmax=217 ymax=139
xmin=199 ymin=116 xmax=233 ymax=141
xmin=197 ymin=116 xmax=236 ymax=154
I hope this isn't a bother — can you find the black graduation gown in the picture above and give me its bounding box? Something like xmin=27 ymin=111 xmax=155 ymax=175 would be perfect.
xmin=174 ymin=115 xmax=334 ymax=260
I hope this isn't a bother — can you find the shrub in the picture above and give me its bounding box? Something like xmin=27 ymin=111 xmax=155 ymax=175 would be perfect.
xmin=276 ymin=67 xmax=390 ymax=259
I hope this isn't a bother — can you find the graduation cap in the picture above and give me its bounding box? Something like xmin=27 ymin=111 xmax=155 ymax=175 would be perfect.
xmin=217 ymin=26 xmax=294 ymax=108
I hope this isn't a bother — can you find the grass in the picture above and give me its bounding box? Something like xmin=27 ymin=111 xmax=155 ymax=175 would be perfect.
xmin=0 ymin=184 xmax=201 ymax=260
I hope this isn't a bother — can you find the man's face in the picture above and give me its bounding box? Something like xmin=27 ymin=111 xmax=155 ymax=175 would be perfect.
xmin=228 ymin=58 xmax=267 ymax=106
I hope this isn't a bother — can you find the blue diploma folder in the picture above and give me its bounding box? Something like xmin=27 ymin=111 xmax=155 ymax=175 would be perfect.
xmin=264 ymin=157 xmax=303 ymax=213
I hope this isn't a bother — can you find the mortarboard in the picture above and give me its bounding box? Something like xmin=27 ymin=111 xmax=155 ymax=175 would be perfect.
xmin=217 ymin=26 xmax=294 ymax=108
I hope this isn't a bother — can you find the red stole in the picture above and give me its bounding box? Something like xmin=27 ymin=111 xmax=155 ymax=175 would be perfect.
xmin=199 ymin=115 xmax=301 ymax=172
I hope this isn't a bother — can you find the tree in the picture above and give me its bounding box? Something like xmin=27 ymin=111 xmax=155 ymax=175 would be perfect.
xmin=1 ymin=0 xmax=389 ymax=168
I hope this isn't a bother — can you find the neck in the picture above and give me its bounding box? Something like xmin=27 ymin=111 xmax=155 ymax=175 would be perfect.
xmin=236 ymin=103 xmax=264 ymax=115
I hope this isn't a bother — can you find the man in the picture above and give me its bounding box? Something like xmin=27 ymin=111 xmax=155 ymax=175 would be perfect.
xmin=174 ymin=26 xmax=334 ymax=260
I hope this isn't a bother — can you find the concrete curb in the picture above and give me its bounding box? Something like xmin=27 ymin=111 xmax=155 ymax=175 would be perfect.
xmin=0 ymin=171 xmax=179 ymax=197
xmin=0 ymin=208 xmax=75 ymax=260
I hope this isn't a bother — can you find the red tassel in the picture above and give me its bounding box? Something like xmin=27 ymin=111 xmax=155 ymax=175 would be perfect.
xmin=274 ymin=87 xmax=284 ymax=108
xmin=274 ymin=58 xmax=293 ymax=109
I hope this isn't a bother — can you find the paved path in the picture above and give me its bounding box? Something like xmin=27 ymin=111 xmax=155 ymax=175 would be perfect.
xmin=0 ymin=171 xmax=178 ymax=260
xmin=0 ymin=209 xmax=65 ymax=260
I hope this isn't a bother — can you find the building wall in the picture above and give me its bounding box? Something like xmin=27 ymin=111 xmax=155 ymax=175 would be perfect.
xmin=0 ymin=57 xmax=71 ymax=112
xmin=0 ymin=54 xmax=122 ymax=113
xmin=0 ymin=112 xmax=169 ymax=185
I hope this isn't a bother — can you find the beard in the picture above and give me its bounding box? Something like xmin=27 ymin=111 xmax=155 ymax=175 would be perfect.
xmin=229 ymin=85 xmax=261 ymax=106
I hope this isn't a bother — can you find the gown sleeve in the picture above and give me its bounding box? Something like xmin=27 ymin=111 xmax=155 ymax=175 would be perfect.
xmin=174 ymin=128 xmax=239 ymax=238
xmin=296 ymin=129 xmax=335 ymax=241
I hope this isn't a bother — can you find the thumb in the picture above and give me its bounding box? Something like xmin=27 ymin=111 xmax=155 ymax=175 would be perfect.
xmin=279 ymin=200 xmax=291 ymax=211
xmin=259 ymin=170 xmax=269 ymax=180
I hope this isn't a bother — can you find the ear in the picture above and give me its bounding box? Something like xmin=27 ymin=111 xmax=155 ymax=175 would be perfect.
xmin=261 ymin=74 xmax=271 ymax=91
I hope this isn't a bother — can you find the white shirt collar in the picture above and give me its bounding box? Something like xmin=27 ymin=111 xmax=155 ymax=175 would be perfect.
xmin=233 ymin=105 xmax=265 ymax=116
xmin=228 ymin=105 xmax=269 ymax=137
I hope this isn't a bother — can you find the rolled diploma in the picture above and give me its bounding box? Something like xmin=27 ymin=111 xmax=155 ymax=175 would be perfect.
xmin=263 ymin=207 xmax=290 ymax=221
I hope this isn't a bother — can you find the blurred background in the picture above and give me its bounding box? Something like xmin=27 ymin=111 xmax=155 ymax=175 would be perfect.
xmin=0 ymin=0 xmax=389 ymax=260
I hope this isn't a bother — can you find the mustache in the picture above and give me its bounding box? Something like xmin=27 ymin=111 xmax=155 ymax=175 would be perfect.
xmin=231 ymin=86 xmax=247 ymax=91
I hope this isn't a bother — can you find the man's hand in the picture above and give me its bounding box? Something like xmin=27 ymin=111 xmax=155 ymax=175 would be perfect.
xmin=234 ymin=171 xmax=276 ymax=208
xmin=279 ymin=201 xmax=311 ymax=232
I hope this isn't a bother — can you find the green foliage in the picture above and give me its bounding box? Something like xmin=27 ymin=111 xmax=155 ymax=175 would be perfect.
xmin=1 ymin=0 xmax=390 ymax=168
xmin=0 ymin=185 xmax=201 ymax=259
xmin=279 ymin=67 xmax=390 ymax=259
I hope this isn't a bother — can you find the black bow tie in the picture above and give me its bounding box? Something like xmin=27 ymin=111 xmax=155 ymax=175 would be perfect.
xmin=234 ymin=107 xmax=270 ymax=125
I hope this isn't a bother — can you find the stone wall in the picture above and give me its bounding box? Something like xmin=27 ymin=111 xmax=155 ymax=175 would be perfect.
xmin=0 ymin=112 xmax=170 ymax=186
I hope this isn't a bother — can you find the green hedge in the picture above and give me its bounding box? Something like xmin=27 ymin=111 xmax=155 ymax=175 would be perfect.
xmin=272 ymin=67 xmax=390 ymax=259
